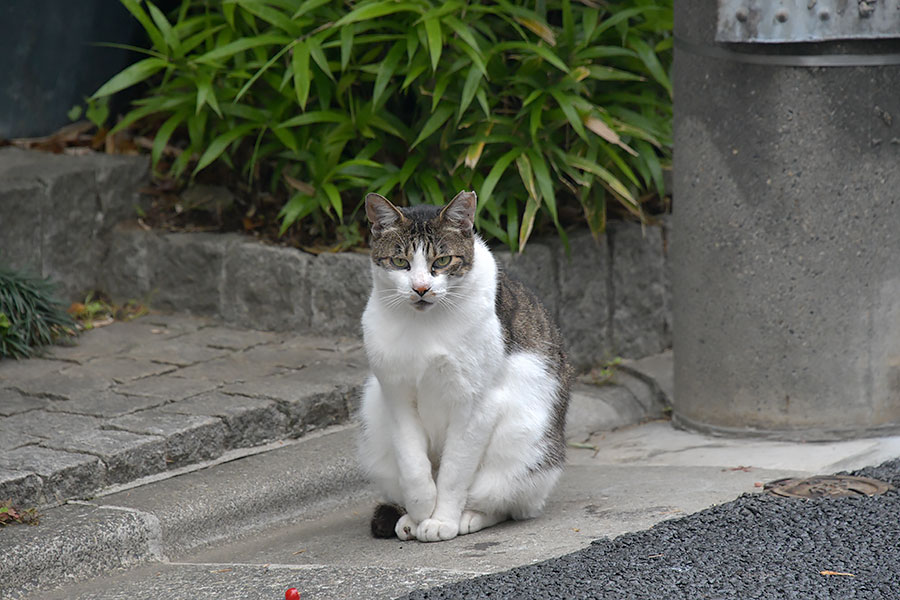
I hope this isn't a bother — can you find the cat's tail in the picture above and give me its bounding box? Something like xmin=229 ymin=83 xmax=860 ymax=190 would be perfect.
xmin=371 ymin=503 xmax=405 ymax=538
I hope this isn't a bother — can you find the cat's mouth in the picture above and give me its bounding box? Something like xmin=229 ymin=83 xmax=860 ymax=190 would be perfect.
xmin=412 ymin=299 xmax=434 ymax=311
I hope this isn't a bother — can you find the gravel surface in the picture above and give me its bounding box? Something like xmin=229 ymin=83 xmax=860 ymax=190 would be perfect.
xmin=402 ymin=459 xmax=900 ymax=600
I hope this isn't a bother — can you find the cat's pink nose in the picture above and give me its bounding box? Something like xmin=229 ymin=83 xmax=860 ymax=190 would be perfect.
xmin=412 ymin=284 xmax=431 ymax=297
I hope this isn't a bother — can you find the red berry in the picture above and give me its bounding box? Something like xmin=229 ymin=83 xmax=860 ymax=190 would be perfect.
xmin=285 ymin=588 xmax=300 ymax=600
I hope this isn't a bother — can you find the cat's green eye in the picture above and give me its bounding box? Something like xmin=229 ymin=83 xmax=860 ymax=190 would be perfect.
xmin=390 ymin=257 xmax=410 ymax=269
xmin=432 ymin=256 xmax=452 ymax=268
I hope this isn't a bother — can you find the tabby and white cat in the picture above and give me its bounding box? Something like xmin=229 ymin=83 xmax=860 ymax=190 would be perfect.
xmin=357 ymin=190 xmax=571 ymax=542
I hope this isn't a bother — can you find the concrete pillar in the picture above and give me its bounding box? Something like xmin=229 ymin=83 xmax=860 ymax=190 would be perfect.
xmin=672 ymin=1 xmax=900 ymax=439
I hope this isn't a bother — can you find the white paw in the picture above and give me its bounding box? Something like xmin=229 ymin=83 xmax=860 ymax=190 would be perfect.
xmin=458 ymin=510 xmax=502 ymax=535
xmin=395 ymin=514 xmax=418 ymax=540
xmin=416 ymin=518 xmax=459 ymax=542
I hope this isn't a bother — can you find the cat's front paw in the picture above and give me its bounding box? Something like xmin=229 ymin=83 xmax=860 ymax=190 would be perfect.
xmin=416 ymin=518 xmax=459 ymax=542
xmin=395 ymin=514 xmax=418 ymax=540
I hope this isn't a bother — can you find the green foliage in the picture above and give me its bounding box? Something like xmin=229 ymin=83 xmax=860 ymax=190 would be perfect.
xmin=0 ymin=267 xmax=78 ymax=360
xmin=93 ymin=0 xmax=672 ymax=251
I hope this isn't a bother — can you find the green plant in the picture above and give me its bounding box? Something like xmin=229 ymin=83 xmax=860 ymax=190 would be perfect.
xmin=0 ymin=267 xmax=78 ymax=359
xmin=93 ymin=0 xmax=672 ymax=251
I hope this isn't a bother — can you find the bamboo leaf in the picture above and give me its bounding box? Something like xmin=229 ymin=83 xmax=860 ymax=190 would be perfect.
xmin=526 ymin=148 xmax=558 ymax=224
xmin=277 ymin=110 xmax=346 ymax=128
xmin=322 ymin=182 xmax=343 ymax=220
xmin=334 ymin=1 xmax=424 ymax=26
xmin=424 ymin=17 xmax=442 ymax=71
xmin=519 ymin=195 xmax=540 ymax=253
xmin=91 ymin=57 xmax=168 ymax=98
xmin=550 ymin=89 xmax=587 ymax=141
xmin=584 ymin=115 xmax=638 ymax=156
xmin=458 ymin=64 xmax=482 ymax=123
xmin=628 ymin=34 xmax=672 ymax=97
xmin=146 ymin=1 xmax=180 ymax=54
xmin=410 ymin=104 xmax=454 ymax=150
xmin=194 ymin=123 xmax=259 ymax=174
xmin=151 ymin=110 xmax=186 ymax=167
xmin=566 ymin=153 xmax=638 ymax=208
xmin=308 ymin=35 xmax=335 ymax=82
xmin=292 ymin=40 xmax=311 ymax=109
xmin=195 ymin=34 xmax=290 ymax=63
xmin=477 ymin=147 xmax=522 ymax=216
xmin=119 ymin=0 xmax=166 ymax=52
xmin=340 ymin=24 xmax=354 ymax=71
xmin=373 ymin=42 xmax=405 ymax=108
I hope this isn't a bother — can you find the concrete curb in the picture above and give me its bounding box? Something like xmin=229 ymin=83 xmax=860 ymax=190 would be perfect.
xmin=0 ymin=354 xmax=672 ymax=598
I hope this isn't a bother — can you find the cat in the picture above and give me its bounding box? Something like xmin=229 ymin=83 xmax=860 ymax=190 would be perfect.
xmin=357 ymin=190 xmax=571 ymax=542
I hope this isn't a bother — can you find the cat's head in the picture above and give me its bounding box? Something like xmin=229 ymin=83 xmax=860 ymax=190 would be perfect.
xmin=365 ymin=191 xmax=477 ymax=313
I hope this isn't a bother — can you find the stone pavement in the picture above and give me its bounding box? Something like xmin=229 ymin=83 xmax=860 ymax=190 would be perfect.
xmin=0 ymin=313 xmax=367 ymax=509
xmin=0 ymin=312 xmax=672 ymax=598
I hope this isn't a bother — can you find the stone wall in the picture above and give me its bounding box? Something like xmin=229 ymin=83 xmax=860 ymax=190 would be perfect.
xmin=1 ymin=148 xmax=671 ymax=368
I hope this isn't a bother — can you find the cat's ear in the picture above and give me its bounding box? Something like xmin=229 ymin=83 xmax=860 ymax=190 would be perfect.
xmin=365 ymin=193 xmax=405 ymax=236
xmin=439 ymin=191 xmax=477 ymax=232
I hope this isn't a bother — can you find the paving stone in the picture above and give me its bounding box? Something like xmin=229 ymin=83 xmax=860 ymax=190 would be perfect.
xmin=0 ymin=358 xmax=70 ymax=383
xmin=112 ymin=373 xmax=220 ymax=401
xmin=173 ymin=354 xmax=289 ymax=384
xmin=42 ymin=430 xmax=166 ymax=484
xmin=61 ymin=356 xmax=177 ymax=384
xmin=176 ymin=326 xmax=285 ymax=351
xmin=123 ymin=337 xmax=230 ymax=366
xmin=44 ymin=390 xmax=167 ymax=418
xmin=222 ymin=241 xmax=313 ymax=331
xmin=0 ymin=467 xmax=42 ymax=507
xmin=12 ymin=369 xmax=112 ymax=401
xmin=0 ymin=446 xmax=105 ymax=505
xmin=0 ymin=419 xmax=43 ymax=450
xmin=107 ymin=410 xmax=226 ymax=468
xmin=0 ymin=389 xmax=49 ymax=416
xmin=1 ymin=411 xmax=103 ymax=440
xmin=158 ymin=391 xmax=289 ymax=448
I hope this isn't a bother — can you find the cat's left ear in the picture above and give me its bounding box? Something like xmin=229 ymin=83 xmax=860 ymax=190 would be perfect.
xmin=440 ymin=191 xmax=477 ymax=232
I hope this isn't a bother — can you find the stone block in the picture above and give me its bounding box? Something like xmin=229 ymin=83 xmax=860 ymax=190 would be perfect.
xmin=107 ymin=409 xmax=226 ymax=468
xmin=0 ymin=176 xmax=44 ymax=274
xmin=609 ymin=222 xmax=669 ymax=359
xmin=565 ymin=384 xmax=647 ymax=443
xmin=222 ymin=240 xmax=313 ymax=331
xmin=494 ymin=241 xmax=560 ymax=322
xmin=93 ymin=154 xmax=150 ymax=227
xmin=306 ymin=251 xmax=370 ymax=337
xmin=40 ymin=167 xmax=104 ymax=301
xmin=146 ymin=232 xmax=241 ymax=316
xmin=556 ymin=230 xmax=613 ymax=369
xmin=220 ymin=363 xmax=360 ymax=434
xmin=97 ymin=224 xmax=154 ymax=302
xmin=42 ymin=429 xmax=166 ymax=484
xmin=0 ymin=467 xmax=42 ymax=507
xmin=120 ymin=335 xmax=229 ymax=366
xmin=159 ymin=391 xmax=289 ymax=448
xmin=0 ymin=446 xmax=105 ymax=505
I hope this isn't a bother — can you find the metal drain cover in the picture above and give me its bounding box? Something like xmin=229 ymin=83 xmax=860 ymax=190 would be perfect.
xmin=765 ymin=475 xmax=893 ymax=499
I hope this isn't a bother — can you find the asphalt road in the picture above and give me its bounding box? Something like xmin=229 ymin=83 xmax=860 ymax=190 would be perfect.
xmin=402 ymin=459 xmax=900 ymax=600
